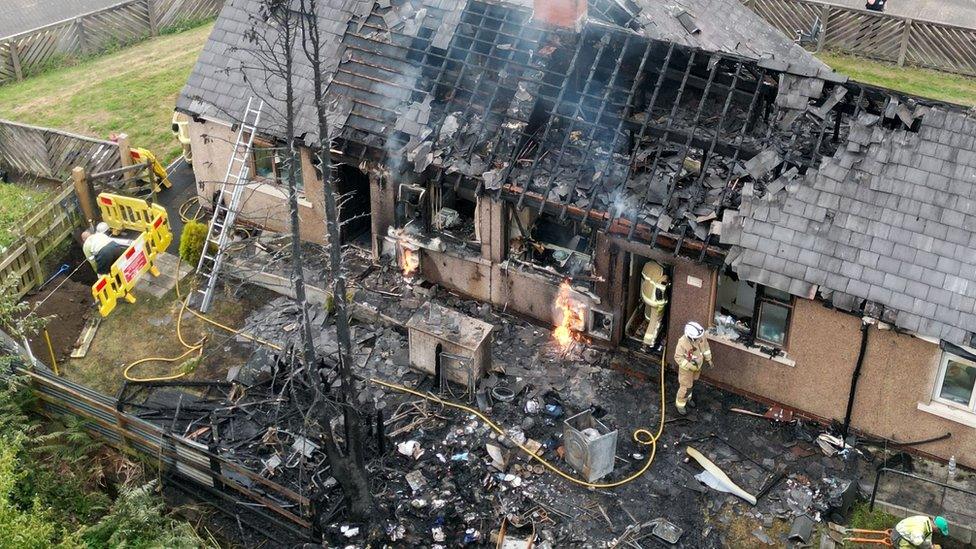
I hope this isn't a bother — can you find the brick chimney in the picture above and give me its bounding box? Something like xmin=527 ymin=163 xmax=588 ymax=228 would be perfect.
xmin=533 ymin=0 xmax=587 ymax=30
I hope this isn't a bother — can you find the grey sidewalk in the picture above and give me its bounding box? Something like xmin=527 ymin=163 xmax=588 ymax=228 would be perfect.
xmin=1 ymin=0 xmax=124 ymax=39
xmin=826 ymin=0 xmax=976 ymax=27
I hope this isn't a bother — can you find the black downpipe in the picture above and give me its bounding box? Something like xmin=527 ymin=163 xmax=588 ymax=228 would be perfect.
xmin=842 ymin=320 xmax=871 ymax=439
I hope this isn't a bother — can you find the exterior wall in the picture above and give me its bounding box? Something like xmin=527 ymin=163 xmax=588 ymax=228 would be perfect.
xmin=187 ymin=119 xmax=327 ymax=244
xmin=665 ymin=260 xmax=976 ymax=467
xmin=191 ymin=128 xmax=976 ymax=466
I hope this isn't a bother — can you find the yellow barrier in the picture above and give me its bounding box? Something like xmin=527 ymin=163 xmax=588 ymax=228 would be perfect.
xmin=92 ymin=194 xmax=173 ymax=317
xmin=130 ymin=147 xmax=173 ymax=191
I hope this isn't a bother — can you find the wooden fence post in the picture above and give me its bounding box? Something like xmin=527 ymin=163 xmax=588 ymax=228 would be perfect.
xmin=8 ymin=41 xmax=24 ymax=81
xmin=897 ymin=19 xmax=914 ymax=67
xmin=147 ymin=0 xmax=160 ymax=37
xmin=117 ymin=133 xmax=133 ymax=168
xmin=75 ymin=18 xmax=90 ymax=56
xmin=72 ymin=167 xmax=98 ymax=224
xmin=817 ymin=5 xmax=831 ymax=52
xmin=24 ymin=237 xmax=44 ymax=287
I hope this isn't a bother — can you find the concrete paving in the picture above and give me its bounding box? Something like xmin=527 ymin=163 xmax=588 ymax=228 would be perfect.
xmin=1 ymin=0 xmax=124 ymax=39
xmin=825 ymin=0 xmax=976 ymax=27
xmin=140 ymin=252 xmax=191 ymax=299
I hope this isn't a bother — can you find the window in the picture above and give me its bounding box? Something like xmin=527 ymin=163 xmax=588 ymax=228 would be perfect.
xmin=507 ymin=206 xmax=594 ymax=282
xmin=756 ymin=287 xmax=792 ymax=346
xmin=714 ymin=270 xmax=793 ymax=348
xmin=252 ymin=142 xmax=304 ymax=192
xmin=430 ymin=184 xmax=479 ymax=244
xmin=934 ymin=352 xmax=976 ymax=412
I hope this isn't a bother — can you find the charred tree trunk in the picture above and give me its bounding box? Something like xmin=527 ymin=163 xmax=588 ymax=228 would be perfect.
xmin=300 ymin=0 xmax=375 ymax=523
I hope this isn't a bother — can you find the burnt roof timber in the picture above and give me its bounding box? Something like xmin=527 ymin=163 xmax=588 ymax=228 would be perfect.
xmin=670 ymin=61 xmax=745 ymax=252
xmin=528 ymin=33 xmax=624 ymax=213
xmin=629 ymin=47 xmax=698 ymax=240
xmin=649 ymin=51 xmax=721 ymax=246
xmin=508 ymin=31 xmax=590 ymax=205
xmin=564 ymin=36 xmax=654 ymax=222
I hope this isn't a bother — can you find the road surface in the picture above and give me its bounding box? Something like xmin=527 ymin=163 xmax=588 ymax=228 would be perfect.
xmin=1 ymin=0 xmax=123 ymax=39
xmin=826 ymin=0 xmax=976 ymax=27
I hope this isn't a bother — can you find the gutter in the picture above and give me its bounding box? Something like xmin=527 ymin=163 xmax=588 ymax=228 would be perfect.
xmin=841 ymin=317 xmax=872 ymax=439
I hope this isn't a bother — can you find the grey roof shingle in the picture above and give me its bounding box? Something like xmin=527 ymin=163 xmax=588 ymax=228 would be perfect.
xmin=177 ymin=0 xmax=831 ymax=143
xmin=722 ymin=106 xmax=976 ymax=346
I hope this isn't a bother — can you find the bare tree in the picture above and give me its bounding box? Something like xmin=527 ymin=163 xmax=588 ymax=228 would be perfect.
xmin=243 ymin=0 xmax=317 ymax=370
xmin=242 ymin=0 xmax=375 ymax=528
xmin=298 ymin=0 xmax=375 ymax=523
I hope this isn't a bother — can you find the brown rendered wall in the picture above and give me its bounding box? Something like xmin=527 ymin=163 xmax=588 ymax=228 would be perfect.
xmin=187 ymin=119 xmax=327 ymax=244
xmin=664 ymin=260 xmax=975 ymax=467
xmin=195 ymin=130 xmax=975 ymax=467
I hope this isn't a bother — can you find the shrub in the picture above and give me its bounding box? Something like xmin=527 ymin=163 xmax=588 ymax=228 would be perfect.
xmin=179 ymin=221 xmax=209 ymax=267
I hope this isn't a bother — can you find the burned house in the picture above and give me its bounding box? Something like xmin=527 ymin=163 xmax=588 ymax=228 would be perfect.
xmin=177 ymin=0 xmax=976 ymax=467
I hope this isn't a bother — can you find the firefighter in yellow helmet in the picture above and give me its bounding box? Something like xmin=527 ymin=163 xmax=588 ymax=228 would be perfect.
xmin=891 ymin=515 xmax=948 ymax=549
xmin=673 ymin=321 xmax=712 ymax=415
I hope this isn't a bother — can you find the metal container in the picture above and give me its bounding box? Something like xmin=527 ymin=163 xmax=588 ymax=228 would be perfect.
xmin=563 ymin=410 xmax=618 ymax=482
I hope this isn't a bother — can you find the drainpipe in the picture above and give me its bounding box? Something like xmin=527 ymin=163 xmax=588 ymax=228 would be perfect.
xmin=841 ymin=318 xmax=872 ymax=439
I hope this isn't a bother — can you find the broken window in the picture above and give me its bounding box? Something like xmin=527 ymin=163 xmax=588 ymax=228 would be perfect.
xmin=252 ymin=142 xmax=304 ymax=192
xmin=430 ymin=184 xmax=479 ymax=245
xmin=507 ymin=205 xmax=594 ymax=281
xmin=714 ymin=270 xmax=792 ymax=348
xmin=934 ymin=351 xmax=976 ymax=412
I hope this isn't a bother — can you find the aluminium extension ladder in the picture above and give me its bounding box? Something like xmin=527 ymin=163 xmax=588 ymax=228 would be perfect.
xmin=193 ymin=97 xmax=264 ymax=313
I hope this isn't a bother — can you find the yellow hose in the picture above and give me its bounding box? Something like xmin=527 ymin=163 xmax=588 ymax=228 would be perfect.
xmin=129 ymin=254 xmax=667 ymax=488
xmin=157 ymin=293 xmax=668 ymax=488
xmin=370 ymin=349 xmax=667 ymax=489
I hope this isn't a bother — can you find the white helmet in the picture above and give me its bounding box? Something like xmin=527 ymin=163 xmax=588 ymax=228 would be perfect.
xmin=684 ymin=321 xmax=705 ymax=339
xmin=96 ymin=222 xmax=110 ymax=234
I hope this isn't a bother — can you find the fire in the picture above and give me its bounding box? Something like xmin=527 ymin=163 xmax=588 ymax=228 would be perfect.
xmin=400 ymin=246 xmax=420 ymax=278
xmin=552 ymin=280 xmax=586 ymax=348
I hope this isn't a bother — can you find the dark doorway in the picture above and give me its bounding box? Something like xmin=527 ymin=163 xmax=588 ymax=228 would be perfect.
xmin=336 ymin=165 xmax=371 ymax=243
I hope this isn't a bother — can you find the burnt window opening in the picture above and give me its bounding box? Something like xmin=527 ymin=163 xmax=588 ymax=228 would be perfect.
xmin=430 ymin=183 xmax=479 ymax=247
xmin=336 ymin=164 xmax=372 ymax=244
xmin=507 ymin=205 xmax=595 ymax=283
xmin=714 ymin=269 xmax=793 ymax=350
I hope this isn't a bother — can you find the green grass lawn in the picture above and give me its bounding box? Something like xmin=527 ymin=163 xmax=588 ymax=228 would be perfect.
xmin=0 ymin=183 xmax=50 ymax=250
xmin=819 ymin=52 xmax=976 ymax=107
xmin=0 ymin=23 xmax=213 ymax=164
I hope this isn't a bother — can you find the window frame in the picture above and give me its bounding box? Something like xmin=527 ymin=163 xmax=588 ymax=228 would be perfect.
xmin=933 ymin=351 xmax=976 ymax=413
xmin=754 ymin=286 xmax=794 ymax=348
xmin=713 ymin=270 xmax=794 ymax=350
xmin=250 ymin=140 xmax=304 ymax=193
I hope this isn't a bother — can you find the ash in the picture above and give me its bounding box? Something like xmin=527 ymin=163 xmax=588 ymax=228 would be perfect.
xmin=120 ymin=260 xmax=879 ymax=547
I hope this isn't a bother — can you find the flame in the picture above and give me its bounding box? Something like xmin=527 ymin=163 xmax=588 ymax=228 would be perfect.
xmin=552 ymin=280 xmax=586 ymax=348
xmin=400 ymin=246 xmax=420 ymax=278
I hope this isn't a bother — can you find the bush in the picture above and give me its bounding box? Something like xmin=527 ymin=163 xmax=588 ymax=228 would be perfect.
xmin=179 ymin=221 xmax=209 ymax=267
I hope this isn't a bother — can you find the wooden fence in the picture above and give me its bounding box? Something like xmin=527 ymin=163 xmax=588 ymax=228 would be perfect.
xmin=0 ymin=0 xmax=223 ymax=85
xmin=0 ymin=329 xmax=314 ymax=536
xmin=0 ymin=119 xmax=122 ymax=182
xmin=743 ymin=0 xmax=976 ymax=77
xmin=0 ymin=182 xmax=83 ymax=299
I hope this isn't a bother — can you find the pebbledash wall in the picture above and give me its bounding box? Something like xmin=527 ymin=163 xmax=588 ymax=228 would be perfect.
xmin=187 ymin=117 xmax=975 ymax=469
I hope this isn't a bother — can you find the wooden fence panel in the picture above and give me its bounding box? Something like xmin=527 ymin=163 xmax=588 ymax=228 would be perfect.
xmin=0 ymin=119 xmax=121 ymax=181
xmin=0 ymin=183 xmax=82 ymax=299
xmin=823 ymin=9 xmax=907 ymax=63
xmin=154 ymin=0 xmax=223 ymax=29
xmin=742 ymin=0 xmax=976 ymax=77
xmin=752 ymin=0 xmax=823 ymax=44
xmin=82 ymin=1 xmax=153 ymax=53
xmin=907 ymin=22 xmax=976 ymax=77
xmin=0 ymin=42 xmax=16 ymax=82
xmin=13 ymin=21 xmax=82 ymax=77
xmin=0 ymin=0 xmax=223 ymax=87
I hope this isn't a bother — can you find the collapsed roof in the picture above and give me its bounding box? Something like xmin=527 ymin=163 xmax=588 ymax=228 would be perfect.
xmin=178 ymin=0 xmax=976 ymax=345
